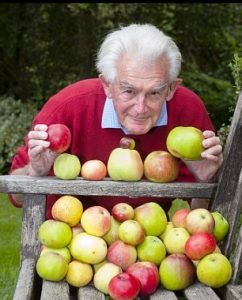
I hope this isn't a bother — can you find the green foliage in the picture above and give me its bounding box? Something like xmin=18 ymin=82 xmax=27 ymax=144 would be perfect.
xmin=167 ymin=198 xmax=191 ymax=221
xmin=0 ymin=96 xmax=38 ymax=174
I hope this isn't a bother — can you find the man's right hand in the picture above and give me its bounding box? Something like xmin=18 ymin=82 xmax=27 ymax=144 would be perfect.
xmin=27 ymin=124 xmax=58 ymax=176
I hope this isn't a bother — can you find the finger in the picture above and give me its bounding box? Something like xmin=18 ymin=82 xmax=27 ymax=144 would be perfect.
xmin=203 ymin=130 xmax=215 ymax=138
xmin=202 ymin=136 xmax=221 ymax=149
xmin=33 ymin=124 xmax=48 ymax=131
xmin=28 ymin=145 xmax=46 ymax=160
xmin=28 ymin=139 xmax=50 ymax=150
xmin=28 ymin=130 xmax=48 ymax=140
xmin=201 ymin=145 xmax=223 ymax=159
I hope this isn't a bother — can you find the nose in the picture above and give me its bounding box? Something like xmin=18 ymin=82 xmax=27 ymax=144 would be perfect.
xmin=134 ymin=94 xmax=147 ymax=113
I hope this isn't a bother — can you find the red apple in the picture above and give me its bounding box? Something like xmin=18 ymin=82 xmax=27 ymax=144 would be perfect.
xmin=47 ymin=124 xmax=71 ymax=153
xmin=81 ymin=159 xmax=107 ymax=180
xmin=111 ymin=203 xmax=135 ymax=222
xmin=107 ymin=240 xmax=137 ymax=271
xmin=159 ymin=253 xmax=196 ymax=290
xmin=144 ymin=150 xmax=179 ymax=183
xmin=81 ymin=206 xmax=112 ymax=237
xmin=185 ymin=208 xmax=215 ymax=234
xmin=185 ymin=232 xmax=217 ymax=261
xmin=108 ymin=272 xmax=140 ymax=300
xmin=126 ymin=261 xmax=160 ymax=297
xmin=172 ymin=208 xmax=190 ymax=228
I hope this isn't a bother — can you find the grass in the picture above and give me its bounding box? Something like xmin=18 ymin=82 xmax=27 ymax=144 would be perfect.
xmin=0 ymin=193 xmax=22 ymax=300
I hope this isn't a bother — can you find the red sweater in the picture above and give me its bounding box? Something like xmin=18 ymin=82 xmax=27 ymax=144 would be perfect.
xmin=10 ymin=78 xmax=214 ymax=218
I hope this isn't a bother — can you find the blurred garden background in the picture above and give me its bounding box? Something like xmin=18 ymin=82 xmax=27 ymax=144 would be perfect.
xmin=0 ymin=3 xmax=241 ymax=299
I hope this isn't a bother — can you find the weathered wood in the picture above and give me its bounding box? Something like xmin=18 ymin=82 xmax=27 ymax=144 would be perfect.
xmin=40 ymin=280 xmax=70 ymax=300
xmin=78 ymin=285 xmax=105 ymax=300
xmin=13 ymin=258 xmax=37 ymax=300
xmin=0 ymin=175 xmax=217 ymax=198
xmin=149 ymin=288 xmax=178 ymax=299
xmin=184 ymin=281 xmax=220 ymax=300
xmin=21 ymin=194 xmax=46 ymax=261
xmin=224 ymin=284 xmax=242 ymax=300
xmin=231 ymin=224 xmax=242 ymax=284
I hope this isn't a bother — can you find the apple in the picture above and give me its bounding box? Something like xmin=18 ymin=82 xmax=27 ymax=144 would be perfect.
xmin=66 ymin=260 xmax=93 ymax=287
xmin=197 ymin=253 xmax=232 ymax=288
xmin=71 ymin=223 xmax=84 ymax=237
xmin=172 ymin=208 xmax=190 ymax=228
xmin=185 ymin=232 xmax=217 ymax=261
xmin=118 ymin=220 xmax=145 ymax=246
xmin=40 ymin=245 xmax=71 ymax=263
xmin=134 ymin=202 xmax=167 ymax=236
xmin=81 ymin=205 xmax=112 ymax=237
xmin=163 ymin=227 xmax=190 ymax=254
xmin=81 ymin=159 xmax=107 ymax=180
xmin=159 ymin=221 xmax=175 ymax=240
xmin=93 ymin=259 xmax=107 ymax=273
xmin=107 ymin=137 xmax=144 ymax=181
xmin=36 ymin=252 xmax=68 ymax=281
xmin=212 ymin=211 xmax=229 ymax=242
xmin=137 ymin=236 xmax=166 ymax=265
xmin=47 ymin=124 xmax=71 ymax=153
xmin=107 ymin=240 xmax=137 ymax=271
xmin=103 ymin=217 xmax=121 ymax=246
xmin=108 ymin=272 xmax=140 ymax=300
xmin=69 ymin=232 xmax=107 ymax=264
xmin=51 ymin=195 xmax=83 ymax=227
xmin=93 ymin=262 xmax=122 ymax=294
xmin=111 ymin=202 xmax=134 ymax=222
xmin=53 ymin=153 xmax=81 ymax=180
xmin=144 ymin=150 xmax=179 ymax=183
xmin=38 ymin=219 xmax=72 ymax=248
xmin=159 ymin=253 xmax=196 ymax=290
xmin=185 ymin=208 xmax=215 ymax=234
xmin=126 ymin=261 xmax=160 ymax=296
xmin=166 ymin=126 xmax=204 ymax=160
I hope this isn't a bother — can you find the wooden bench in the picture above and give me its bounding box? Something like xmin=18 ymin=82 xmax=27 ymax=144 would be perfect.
xmin=0 ymin=91 xmax=241 ymax=300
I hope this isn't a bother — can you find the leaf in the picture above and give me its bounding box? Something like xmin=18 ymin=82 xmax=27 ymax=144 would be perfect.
xmin=168 ymin=198 xmax=191 ymax=221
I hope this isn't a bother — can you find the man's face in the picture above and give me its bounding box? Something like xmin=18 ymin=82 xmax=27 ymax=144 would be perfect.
xmin=101 ymin=55 xmax=173 ymax=135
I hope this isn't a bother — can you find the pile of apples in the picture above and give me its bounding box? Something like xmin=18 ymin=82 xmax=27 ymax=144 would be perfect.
xmin=36 ymin=196 xmax=232 ymax=300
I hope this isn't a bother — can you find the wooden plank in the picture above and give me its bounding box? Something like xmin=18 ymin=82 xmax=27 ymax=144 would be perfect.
xmin=40 ymin=280 xmax=70 ymax=300
xmin=13 ymin=258 xmax=37 ymax=300
xmin=0 ymin=175 xmax=217 ymax=199
xmin=231 ymin=225 xmax=242 ymax=284
xmin=184 ymin=281 xmax=220 ymax=300
xmin=78 ymin=285 xmax=105 ymax=300
xmin=150 ymin=288 xmax=178 ymax=299
xmin=224 ymin=284 xmax=242 ymax=300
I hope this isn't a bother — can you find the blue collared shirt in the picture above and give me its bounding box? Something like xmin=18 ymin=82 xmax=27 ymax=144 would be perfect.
xmin=101 ymin=97 xmax=168 ymax=134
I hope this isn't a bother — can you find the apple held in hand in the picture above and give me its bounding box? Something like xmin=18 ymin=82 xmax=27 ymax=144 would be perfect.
xmin=108 ymin=272 xmax=140 ymax=300
xmin=53 ymin=153 xmax=81 ymax=180
xmin=111 ymin=202 xmax=134 ymax=222
xmin=134 ymin=202 xmax=167 ymax=236
xmin=107 ymin=137 xmax=144 ymax=181
xmin=66 ymin=260 xmax=93 ymax=287
xmin=144 ymin=150 xmax=179 ymax=183
xmin=166 ymin=126 xmax=204 ymax=160
xmin=38 ymin=219 xmax=72 ymax=248
xmin=185 ymin=232 xmax=217 ymax=261
xmin=126 ymin=261 xmax=160 ymax=297
xmin=47 ymin=124 xmax=71 ymax=153
xmin=118 ymin=220 xmax=145 ymax=246
xmin=36 ymin=252 xmax=68 ymax=281
xmin=212 ymin=211 xmax=229 ymax=242
xmin=81 ymin=159 xmax=107 ymax=180
xmin=197 ymin=253 xmax=232 ymax=288
xmin=185 ymin=208 xmax=215 ymax=234
xmin=159 ymin=253 xmax=196 ymax=290
xmin=81 ymin=205 xmax=112 ymax=237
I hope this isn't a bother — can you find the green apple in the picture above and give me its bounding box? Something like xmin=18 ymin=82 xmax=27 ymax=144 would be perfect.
xmin=53 ymin=153 xmax=81 ymax=179
xmin=36 ymin=252 xmax=68 ymax=281
xmin=197 ymin=253 xmax=232 ymax=288
xmin=66 ymin=260 xmax=93 ymax=287
xmin=38 ymin=220 xmax=72 ymax=248
xmin=212 ymin=211 xmax=229 ymax=242
xmin=40 ymin=245 xmax=71 ymax=263
xmin=118 ymin=220 xmax=145 ymax=246
xmin=163 ymin=227 xmax=190 ymax=254
xmin=159 ymin=253 xmax=196 ymax=290
xmin=166 ymin=126 xmax=204 ymax=160
xmin=103 ymin=217 xmax=121 ymax=246
xmin=134 ymin=202 xmax=167 ymax=236
xmin=69 ymin=232 xmax=107 ymax=264
xmin=107 ymin=138 xmax=143 ymax=181
xmin=159 ymin=221 xmax=175 ymax=241
xmin=137 ymin=236 xmax=166 ymax=265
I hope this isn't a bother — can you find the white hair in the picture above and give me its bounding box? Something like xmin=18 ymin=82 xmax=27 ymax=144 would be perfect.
xmin=96 ymin=23 xmax=182 ymax=83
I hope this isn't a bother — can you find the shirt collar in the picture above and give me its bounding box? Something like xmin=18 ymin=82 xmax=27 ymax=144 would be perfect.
xmin=101 ymin=97 xmax=168 ymax=134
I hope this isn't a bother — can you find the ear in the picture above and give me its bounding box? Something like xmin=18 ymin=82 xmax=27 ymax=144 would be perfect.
xmin=166 ymin=78 xmax=183 ymax=101
xmin=99 ymin=74 xmax=112 ymax=98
